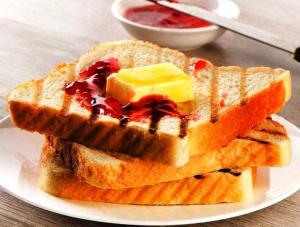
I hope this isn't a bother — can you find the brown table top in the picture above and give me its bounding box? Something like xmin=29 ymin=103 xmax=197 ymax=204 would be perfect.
xmin=0 ymin=0 xmax=299 ymax=226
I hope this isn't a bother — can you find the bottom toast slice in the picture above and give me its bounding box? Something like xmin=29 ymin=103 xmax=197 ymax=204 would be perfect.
xmin=39 ymin=145 xmax=254 ymax=205
xmin=42 ymin=119 xmax=290 ymax=189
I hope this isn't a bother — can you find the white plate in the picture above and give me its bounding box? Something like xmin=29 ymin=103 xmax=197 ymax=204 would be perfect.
xmin=0 ymin=115 xmax=300 ymax=225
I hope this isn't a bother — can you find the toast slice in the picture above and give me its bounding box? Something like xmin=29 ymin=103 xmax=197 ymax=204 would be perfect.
xmin=40 ymin=146 xmax=254 ymax=205
xmin=43 ymin=118 xmax=290 ymax=189
xmin=7 ymin=40 xmax=291 ymax=166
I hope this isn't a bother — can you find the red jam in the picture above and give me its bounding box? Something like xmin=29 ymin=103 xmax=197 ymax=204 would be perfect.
xmin=123 ymin=95 xmax=180 ymax=120
xmin=65 ymin=58 xmax=189 ymax=136
xmin=220 ymin=99 xmax=225 ymax=108
xmin=65 ymin=58 xmax=121 ymax=118
xmin=124 ymin=5 xmax=212 ymax=29
xmin=121 ymin=95 xmax=182 ymax=134
xmin=193 ymin=59 xmax=208 ymax=71
xmin=77 ymin=57 xmax=120 ymax=96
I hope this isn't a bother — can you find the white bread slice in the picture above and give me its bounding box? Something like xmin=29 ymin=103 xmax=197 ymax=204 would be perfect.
xmin=7 ymin=40 xmax=291 ymax=166
xmin=39 ymin=145 xmax=254 ymax=205
xmin=43 ymin=118 xmax=290 ymax=189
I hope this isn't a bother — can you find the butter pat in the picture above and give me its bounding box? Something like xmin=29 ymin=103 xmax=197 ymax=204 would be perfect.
xmin=106 ymin=63 xmax=194 ymax=105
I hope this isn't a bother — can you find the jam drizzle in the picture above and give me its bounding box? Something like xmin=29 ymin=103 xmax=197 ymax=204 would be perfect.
xmin=179 ymin=116 xmax=188 ymax=138
xmin=65 ymin=58 xmax=121 ymax=119
xmin=65 ymin=58 xmax=189 ymax=137
xmin=121 ymin=95 xmax=184 ymax=135
xmin=218 ymin=168 xmax=241 ymax=177
xmin=194 ymin=175 xmax=205 ymax=180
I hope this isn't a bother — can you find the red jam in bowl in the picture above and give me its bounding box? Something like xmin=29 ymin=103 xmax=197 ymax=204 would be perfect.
xmin=124 ymin=4 xmax=212 ymax=29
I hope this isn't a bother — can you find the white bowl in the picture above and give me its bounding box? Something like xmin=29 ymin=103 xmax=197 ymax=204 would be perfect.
xmin=111 ymin=0 xmax=240 ymax=51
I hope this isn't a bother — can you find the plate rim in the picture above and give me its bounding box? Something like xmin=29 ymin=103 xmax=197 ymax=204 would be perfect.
xmin=0 ymin=115 xmax=300 ymax=226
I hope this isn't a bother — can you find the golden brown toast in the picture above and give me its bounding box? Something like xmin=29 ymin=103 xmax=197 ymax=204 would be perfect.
xmin=39 ymin=144 xmax=255 ymax=205
xmin=7 ymin=40 xmax=291 ymax=166
xmin=43 ymin=118 xmax=290 ymax=189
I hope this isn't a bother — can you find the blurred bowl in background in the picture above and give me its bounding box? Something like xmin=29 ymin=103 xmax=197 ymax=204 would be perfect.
xmin=111 ymin=0 xmax=240 ymax=51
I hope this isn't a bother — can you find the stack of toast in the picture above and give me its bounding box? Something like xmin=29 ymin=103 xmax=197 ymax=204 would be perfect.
xmin=7 ymin=40 xmax=292 ymax=205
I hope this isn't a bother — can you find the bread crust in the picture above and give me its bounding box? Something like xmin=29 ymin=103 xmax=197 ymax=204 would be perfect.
xmin=41 ymin=119 xmax=290 ymax=189
xmin=188 ymin=80 xmax=287 ymax=156
xmin=39 ymin=146 xmax=254 ymax=205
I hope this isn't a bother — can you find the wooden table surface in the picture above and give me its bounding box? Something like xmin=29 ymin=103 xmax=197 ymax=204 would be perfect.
xmin=0 ymin=0 xmax=299 ymax=226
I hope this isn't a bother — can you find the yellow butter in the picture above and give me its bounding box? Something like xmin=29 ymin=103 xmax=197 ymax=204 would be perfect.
xmin=106 ymin=63 xmax=194 ymax=105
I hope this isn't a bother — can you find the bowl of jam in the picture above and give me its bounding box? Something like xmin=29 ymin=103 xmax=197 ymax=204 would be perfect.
xmin=112 ymin=0 xmax=240 ymax=50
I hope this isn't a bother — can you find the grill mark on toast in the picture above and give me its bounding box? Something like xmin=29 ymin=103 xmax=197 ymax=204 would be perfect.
xmin=181 ymin=177 xmax=205 ymax=203
xmin=148 ymin=183 xmax=169 ymax=204
xmin=195 ymin=175 xmax=222 ymax=203
xmin=62 ymin=117 xmax=85 ymax=139
xmin=40 ymin=109 xmax=77 ymax=134
xmin=52 ymin=115 xmax=75 ymax=137
xmin=23 ymin=80 xmax=44 ymax=129
xmin=99 ymin=126 xmax=127 ymax=152
xmin=130 ymin=134 xmax=151 ymax=156
xmin=214 ymin=177 xmax=234 ymax=202
xmin=157 ymin=45 xmax=162 ymax=64
xmin=68 ymin=121 xmax=90 ymax=142
xmin=182 ymin=180 xmax=204 ymax=203
xmin=240 ymin=68 xmax=247 ymax=106
xmin=169 ymin=179 xmax=192 ymax=203
xmin=88 ymin=124 xmax=112 ymax=148
xmin=17 ymin=106 xmax=41 ymax=130
xmin=127 ymin=55 xmax=134 ymax=68
xmin=183 ymin=56 xmax=190 ymax=74
xmin=113 ymin=188 xmax=132 ymax=203
xmin=60 ymin=94 xmax=73 ymax=116
xmin=96 ymin=126 xmax=117 ymax=148
xmin=242 ymin=152 xmax=258 ymax=167
xmin=81 ymin=125 xmax=102 ymax=147
xmin=147 ymin=145 xmax=163 ymax=164
xmin=218 ymin=169 xmax=241 ymax=176
xmin=258 ymin=128 xmax=286 ymax=136
xmin=210 ymin=66 xmax=219 ymax=123
xmin=144 ymin=137 xmax=169 ymax=162
xmin=60 ymin=68 xmax=75 ymax=116
xmin=38 ymin=114 xmax=57 ymax=133
xmin=131 ymin=187 xmax=150 ymax=204
xmin=33 ymin=79 xmax=43 ymax=104
xmin=179 ymin=116 xmax=188 ymax=138
xmin=119 ymin=130 xmax=141 ymax=155
xmin=25 ymin=111 xmax=46 ymax=131
xmin=240 ymin=137 xmax=270 ymax=144
xmin=97 ymin=188 xmax=113 ymax=200
xmin=139 ymin=137 xmax=160 ymax=159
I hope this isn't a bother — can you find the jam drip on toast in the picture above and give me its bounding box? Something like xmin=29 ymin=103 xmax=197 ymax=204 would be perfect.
xmin=65 ymin=58 xmax=189 ymax=137
xmin=121 ymin=95 xmax=184 ymax=135
xmin=218 ymin=168 xmax=241 ymax=177
xmin=65 ymin=58 xmax=122 ymax=118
